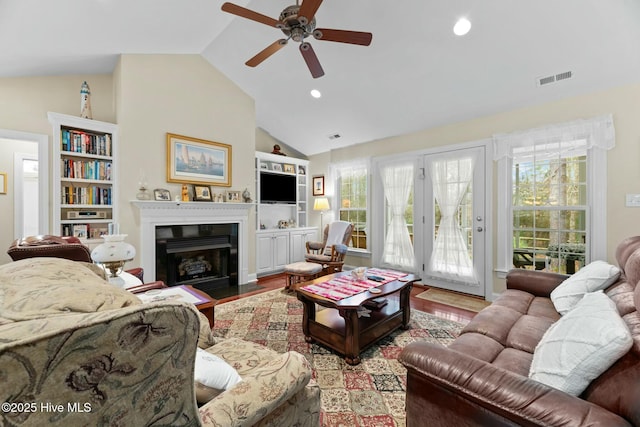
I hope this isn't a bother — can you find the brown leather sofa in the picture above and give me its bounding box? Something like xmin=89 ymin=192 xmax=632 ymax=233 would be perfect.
xmin=7 ymin=234 xmax=144 ymax=282
xmin=399 ymin=236 xmax=640 ymax=427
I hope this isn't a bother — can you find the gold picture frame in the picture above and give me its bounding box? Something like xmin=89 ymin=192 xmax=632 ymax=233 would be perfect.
xmin=0 ymin=172 xmax=6 ymax=194
xmin=283 ymin=164 xmax=295 ymax=174
xmin=167 ymin=133 xmax=232 ymax=187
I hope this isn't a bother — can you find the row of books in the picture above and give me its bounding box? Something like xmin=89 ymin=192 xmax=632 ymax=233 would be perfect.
xmin=61 ymin=158 xmax=112 ymax=181
xmin=61 ymin=129 xmax=112 ymax=156
xmin=62 ymin=186 xmax=112 ymax=205
xmin=61 ymin=223 xmax=108 ymax=240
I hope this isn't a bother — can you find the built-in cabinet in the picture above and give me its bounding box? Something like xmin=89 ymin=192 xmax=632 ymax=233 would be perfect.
xmin=255 ymin=152 xmax=309 ymax=229
xmin=256 ymin=228 xmax=319 ymax=276
xmin=255 ymin=151 xmax=317 ymax=275
xmin=49 ymin=112 xmax=118 ymax=248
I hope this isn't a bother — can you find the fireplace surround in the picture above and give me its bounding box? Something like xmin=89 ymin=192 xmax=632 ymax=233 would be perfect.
xmin=131 ymin=201 xmax=252 ymax=288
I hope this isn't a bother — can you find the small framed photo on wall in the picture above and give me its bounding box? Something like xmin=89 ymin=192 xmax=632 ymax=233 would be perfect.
xmin=312 ymin=175 xmax=325 ymax=196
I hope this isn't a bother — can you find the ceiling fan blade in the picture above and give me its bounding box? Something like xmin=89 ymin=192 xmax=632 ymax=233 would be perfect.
xmin=297 ymin=0 xmax=323 ymax=25
xmin=246 ymin=39 xmax=288 ymax=67
xmin=221 ymin=2 xmax=281 ymax=28
xmin=299 ymin=42 xmax=324 ymax=79
xmin=313 ymin=28 xmax=372 ymax=46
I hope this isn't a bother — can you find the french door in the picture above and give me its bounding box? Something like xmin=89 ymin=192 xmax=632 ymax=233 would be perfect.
xmin=419 ymin=146 xmax=486 ymax=297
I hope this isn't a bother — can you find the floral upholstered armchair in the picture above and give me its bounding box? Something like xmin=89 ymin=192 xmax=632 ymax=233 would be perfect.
xmin=0 ymin=258 xmax=320 ymax=426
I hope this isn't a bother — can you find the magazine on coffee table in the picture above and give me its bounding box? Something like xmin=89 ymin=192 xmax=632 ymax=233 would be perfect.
xmin=136 ymin=285 xmax=209 ymax=305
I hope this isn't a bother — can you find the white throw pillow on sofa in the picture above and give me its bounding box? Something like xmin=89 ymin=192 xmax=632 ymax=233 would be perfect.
xmin=550 ymin=260 xmax=620 ymax=315
xmin=529 ymin=290 xmax=632 ymax=396
xmin=194 ymin=348 xmax=242 ymax=403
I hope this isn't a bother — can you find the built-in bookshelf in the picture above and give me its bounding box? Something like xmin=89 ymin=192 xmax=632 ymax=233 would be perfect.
xmin=48 ymin=112 xmax=118 ymax=247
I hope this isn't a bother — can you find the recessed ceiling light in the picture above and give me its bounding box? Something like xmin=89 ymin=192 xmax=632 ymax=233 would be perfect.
xmin=453 ymin=17 xmax=471 ymax=36
xmin=310 ymin=89 xmax=322 ymax=98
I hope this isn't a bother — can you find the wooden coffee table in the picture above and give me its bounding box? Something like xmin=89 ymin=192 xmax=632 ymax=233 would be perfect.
xmin=295 ymin=271 xmax=417 ymax=365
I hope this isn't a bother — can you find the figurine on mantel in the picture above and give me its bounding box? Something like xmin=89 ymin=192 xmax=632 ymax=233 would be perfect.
xmin=80 ymin=81 xmax=93 ymax=119
xmin=181 ymin=184 xmax=189 ymax=202
xmin=242 ymin=188 xmax=252 ymax=203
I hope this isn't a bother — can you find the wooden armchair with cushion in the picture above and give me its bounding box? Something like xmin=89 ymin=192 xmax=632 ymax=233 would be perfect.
xmin=305 ymin=221 xmax=354 ymax=274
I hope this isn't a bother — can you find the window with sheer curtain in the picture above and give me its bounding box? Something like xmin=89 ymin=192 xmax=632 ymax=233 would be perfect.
xmin=380 ymin=161 xmax=415 ymax=269
xmin=494 ymin=115 xmax=615 ymax=275
xmin=333 ymin=160 xmax=369 ymax=250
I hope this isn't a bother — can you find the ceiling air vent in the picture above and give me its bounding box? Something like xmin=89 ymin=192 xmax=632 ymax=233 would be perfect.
xmin=536 ymin=70 xmax=573 ymax=87
xmin=328 ymin=133 xmax=341 ymax=140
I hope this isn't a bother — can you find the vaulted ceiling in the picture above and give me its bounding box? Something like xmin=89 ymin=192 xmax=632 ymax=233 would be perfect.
xmin=2 ymin=0 xmax=639 ymax=156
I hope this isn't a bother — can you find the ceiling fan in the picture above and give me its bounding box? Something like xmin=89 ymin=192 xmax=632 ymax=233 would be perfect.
xmin=221 ymin=0 xmax=372 ymax=78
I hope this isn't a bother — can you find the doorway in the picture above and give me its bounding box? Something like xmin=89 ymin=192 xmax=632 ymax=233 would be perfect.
xmin=420 ymin=146 xmax=486 ymax=296
xmin=0 ymin=129 xmax=49 ymax=242
xmin=375 ymin=142 xmax=490 ymax=298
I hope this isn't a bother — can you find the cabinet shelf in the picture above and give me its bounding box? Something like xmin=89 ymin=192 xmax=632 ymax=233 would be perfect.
xmin=60 ymin=178 xmax=112 ymax=185
xmin=61 ymin=151 xmax=112 ymax=161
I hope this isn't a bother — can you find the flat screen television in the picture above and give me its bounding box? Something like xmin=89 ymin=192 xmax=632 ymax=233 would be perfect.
xmin=260 ymin=172 xmax=296 ymax=204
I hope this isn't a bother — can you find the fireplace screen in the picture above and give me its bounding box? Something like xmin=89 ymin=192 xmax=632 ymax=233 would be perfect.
xmin=155 ymin=223 xmax=238 ymax=294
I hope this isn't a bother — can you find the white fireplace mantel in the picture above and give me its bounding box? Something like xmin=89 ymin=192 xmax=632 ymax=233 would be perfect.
xmin=131 ymin=200 xmax=253 ymax=284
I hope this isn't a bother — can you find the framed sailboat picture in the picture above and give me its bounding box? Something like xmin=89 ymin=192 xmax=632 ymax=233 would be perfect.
xmin=166 ymin=133 xmax=231 ymax=187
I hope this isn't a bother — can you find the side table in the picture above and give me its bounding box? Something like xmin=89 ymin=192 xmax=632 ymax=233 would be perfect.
xmin=129 ymin=283 xmax=217 ymax=327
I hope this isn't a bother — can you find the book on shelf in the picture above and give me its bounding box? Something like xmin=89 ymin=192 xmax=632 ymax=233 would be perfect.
xmin=61 ymin=129 xmax=112 ymax=156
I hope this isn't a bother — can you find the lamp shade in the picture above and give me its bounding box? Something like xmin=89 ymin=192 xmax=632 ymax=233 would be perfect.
xmin=313 ymin=197 xmax=330 ymax=211
xmin=91 ymin=234 xmax=136 ymax=264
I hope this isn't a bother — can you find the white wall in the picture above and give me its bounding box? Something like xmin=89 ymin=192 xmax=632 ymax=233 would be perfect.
xmin=114 ymin=54 xmax=257 ymax=274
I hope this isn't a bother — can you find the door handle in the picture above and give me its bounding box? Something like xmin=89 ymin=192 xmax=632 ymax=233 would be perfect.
xmin=477 ymin=227 xmax=483 ymax=232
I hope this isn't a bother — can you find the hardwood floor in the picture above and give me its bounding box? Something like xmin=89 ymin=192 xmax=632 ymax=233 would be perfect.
xmin=219 ymin=273 xmax=477 ymax=324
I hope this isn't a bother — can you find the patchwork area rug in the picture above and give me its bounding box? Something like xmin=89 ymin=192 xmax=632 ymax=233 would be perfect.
xmin=213 ymin=289 xmax=465 ymax=427
xmin=415 ymin=287 xmax=491 ymax=313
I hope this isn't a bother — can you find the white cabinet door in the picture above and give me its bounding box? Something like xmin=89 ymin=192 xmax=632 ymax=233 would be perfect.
xmin=257 ymin=231 xmax=291 ymax=274
xmin=290 ymin=231 xmax=306 ymax=263
xmin=256 ymin=233 xmax=276 ymax=274
xmin=290 ymin=229 xmax=319 ymax=263
xmin=272 ymin=233 xmax=290 ymax=270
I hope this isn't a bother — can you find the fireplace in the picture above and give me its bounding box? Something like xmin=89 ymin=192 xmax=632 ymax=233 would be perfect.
xmin=131 ymin=200 xmax=253 ymax=288
xmin=155 ymin=224 xmax=238 ymax=292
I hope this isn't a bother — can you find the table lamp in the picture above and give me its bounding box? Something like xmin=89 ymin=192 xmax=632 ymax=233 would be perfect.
xmin=91 ymin=233 xmax=136 ymax=287
xmin=313 ymin=197 xmax=330 ymax=232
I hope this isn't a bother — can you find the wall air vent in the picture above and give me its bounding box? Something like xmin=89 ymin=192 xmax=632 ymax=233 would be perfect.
xmin=328 ymin=133 xmax=341 ymax=140
xmin=537 ymin=70 xmax=573 ymax=87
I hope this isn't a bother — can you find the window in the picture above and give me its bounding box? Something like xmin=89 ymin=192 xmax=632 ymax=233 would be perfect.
xmin=494 ymin=115 xmax=615 ymax=276
xmin=512 ymin=144 xmax=587 ymax=274
xmin=333 ymin=160 xmax=369 ymax=250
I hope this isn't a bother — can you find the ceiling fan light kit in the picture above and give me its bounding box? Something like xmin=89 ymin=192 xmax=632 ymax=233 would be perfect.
xmin=221 ymin=0 xmax=372 ymax=78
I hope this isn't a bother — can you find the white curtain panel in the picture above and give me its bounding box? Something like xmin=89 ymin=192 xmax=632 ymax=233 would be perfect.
xmin=381 ymin=161 xmax=415 ymax=270
xmin=428 ymin=155 xmax=478 ymax=283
